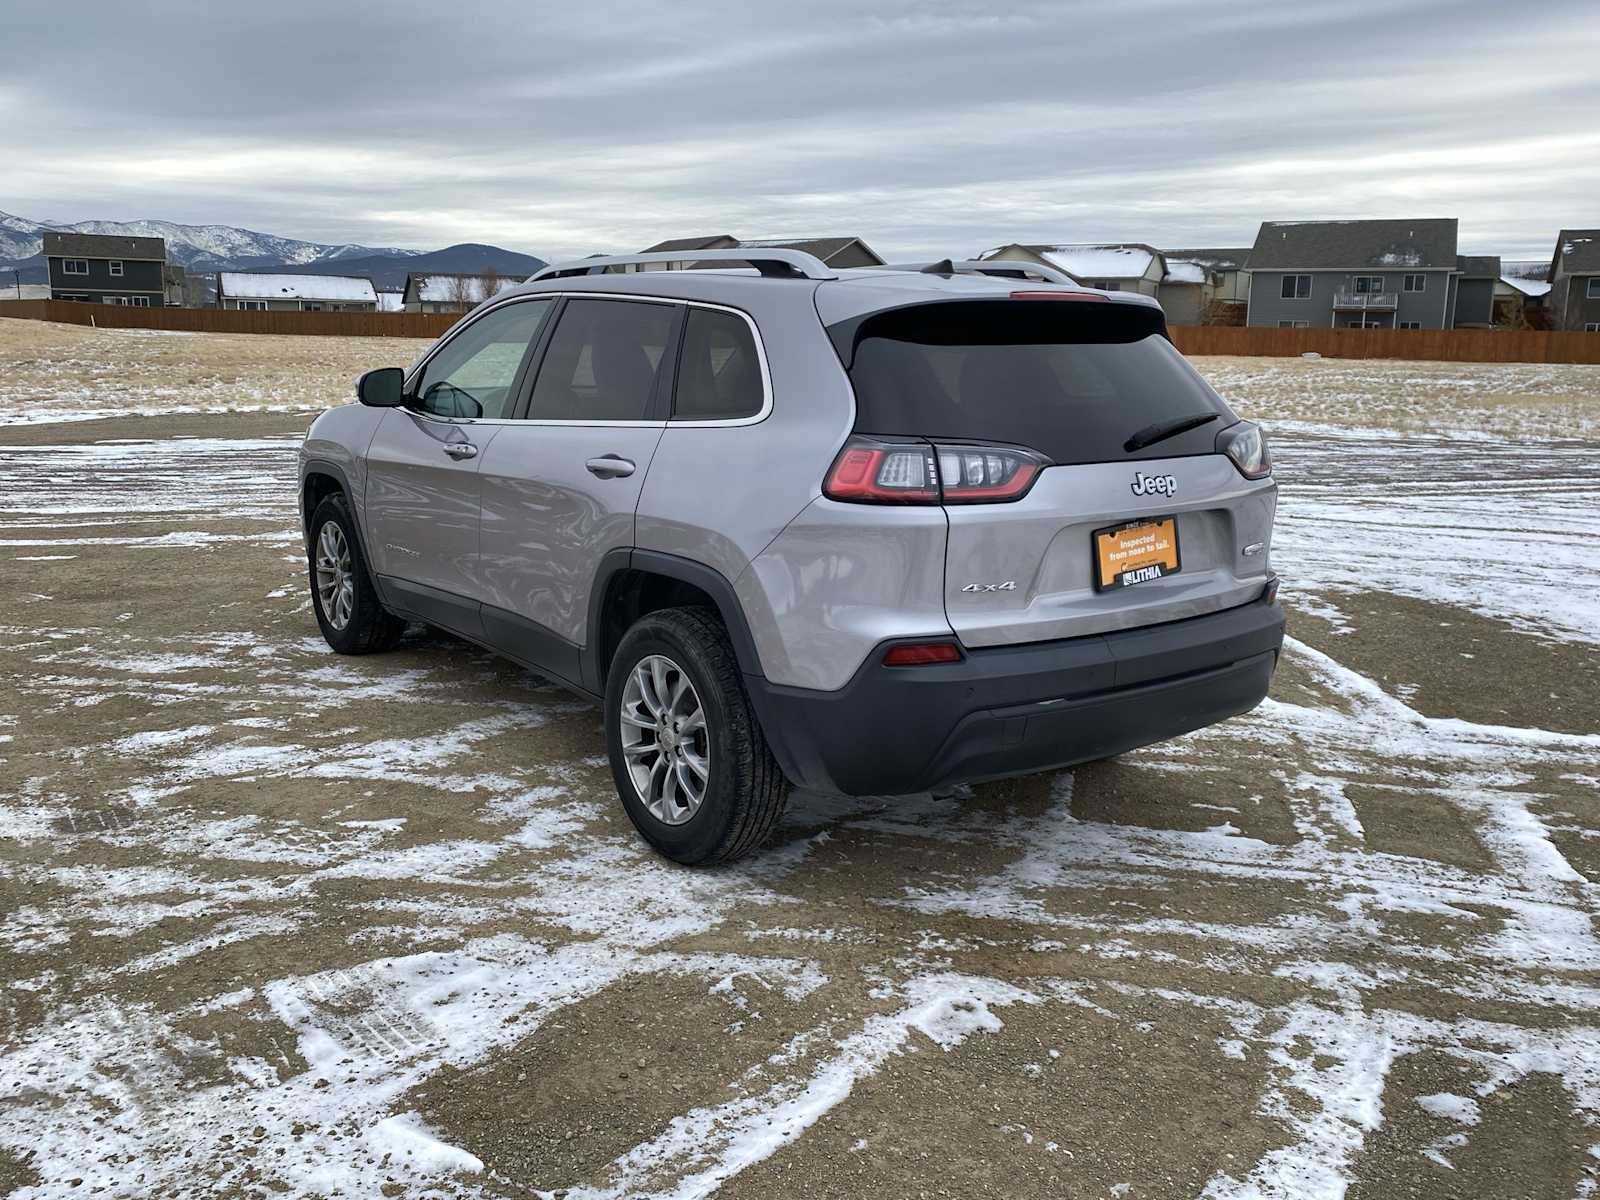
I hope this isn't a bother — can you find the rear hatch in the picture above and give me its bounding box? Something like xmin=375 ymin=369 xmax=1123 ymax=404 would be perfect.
xmin=828 ymin=295 xmax=1276 ymax=647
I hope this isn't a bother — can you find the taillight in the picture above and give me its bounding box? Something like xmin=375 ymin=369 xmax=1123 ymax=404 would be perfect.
xmin=824 ymin=437 xmax=1047 ymax=505
xmin=821 ymin=440 xmax=939 ymax=503
xmin=882 ymin=641 xmax=963 ymax=666
xmin=935 ymin=445 xmax=1044 ymax=503
xmin=1217 ymin=421 xmax=1271 ymax=480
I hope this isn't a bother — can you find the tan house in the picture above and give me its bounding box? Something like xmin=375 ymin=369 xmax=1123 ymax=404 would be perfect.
xmin=634 ymin=234 xmax=884 ymax=271
xmin=217 ymin=273 xmax=377 ymax=311
xmin=1161 ymin=248 xmax=1253 ymax=324
xmin=979 ymin=243 xmax=1167 ymax=297
xmin=400 ymin=272 xmax=518 ymax=313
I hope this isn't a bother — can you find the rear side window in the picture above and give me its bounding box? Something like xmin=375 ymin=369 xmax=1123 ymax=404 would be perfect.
xmin=528 ymin=298 xmax=676 ymax=421
xmin=673 ymin=307 xmax=764 ymax=420
xmin=835 ymin=301 xmax=1233 ymax=465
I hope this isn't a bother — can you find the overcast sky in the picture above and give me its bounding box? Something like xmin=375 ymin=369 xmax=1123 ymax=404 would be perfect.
xmin=4 ymin=0 xmax=1597 ymax=261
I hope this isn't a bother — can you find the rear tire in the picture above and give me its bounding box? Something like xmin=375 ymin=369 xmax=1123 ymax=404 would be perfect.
xmin=605 ymin=607 xmax=788 ymax=865
xmin=308 ymin=493 xmax=406 ymax=655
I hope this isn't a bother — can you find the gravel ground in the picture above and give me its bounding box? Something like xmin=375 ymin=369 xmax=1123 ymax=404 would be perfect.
xmin=2 ymin=319 xmax=1598 ymax=1199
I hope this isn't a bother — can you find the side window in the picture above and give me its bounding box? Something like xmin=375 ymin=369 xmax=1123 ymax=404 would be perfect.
xmin=528 ymin=298 xmax=676 ymax=421
xmin=673 ymin=307 xmax=764 ymax=421
xmin=413 ymin=298 xmax=552 ymax=419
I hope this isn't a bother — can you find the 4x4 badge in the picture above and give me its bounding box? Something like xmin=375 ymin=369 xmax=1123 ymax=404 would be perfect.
xmin=960 ymin=581 xmax=1017 ymax=593
xmin=1131 ymin=472 xmax=1177 ymax=497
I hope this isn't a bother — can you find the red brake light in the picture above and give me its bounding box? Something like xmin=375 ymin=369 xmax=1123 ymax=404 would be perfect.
xmin=823 ymin=441 xmax=939 ymax=503
xmin=883 ymin=642 xmax=963 ymax=666
xmin=1009 ymin=290 xmax=1110 ymax=301
xmin=825 ymin=438 xmax=1048 ymax=505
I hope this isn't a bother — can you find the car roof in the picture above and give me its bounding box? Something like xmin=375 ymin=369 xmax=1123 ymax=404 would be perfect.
xmin=492 ymin=262 xmax=1159 ymax=328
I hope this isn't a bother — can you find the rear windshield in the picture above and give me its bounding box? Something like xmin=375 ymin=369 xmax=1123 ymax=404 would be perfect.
xmin=833 ymin=300 xmax=1234 ymax=465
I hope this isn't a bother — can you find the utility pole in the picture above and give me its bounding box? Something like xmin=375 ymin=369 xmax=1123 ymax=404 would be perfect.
xmin=10 ymin=269 xmax=18 ymax=300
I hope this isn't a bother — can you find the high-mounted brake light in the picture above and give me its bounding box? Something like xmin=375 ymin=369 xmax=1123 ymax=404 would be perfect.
xmin=1217 ymin=421 xmax=1271 ymax=480
xmin=824 ymin=437 xmax=1048 ymax=505
xmin=882 ymin=641 xmax=963 ymax=667
xmin=1009 ymin=290 xmax=1111 ymax=302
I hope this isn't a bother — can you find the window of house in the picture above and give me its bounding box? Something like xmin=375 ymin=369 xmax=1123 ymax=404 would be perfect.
xmin=63 ymin=259 xmax=88 ymax=275
xmin=528 ymin=298 xmax=677 ymax=422
xmin=673 ymin=307 xmax=764 ymax=421
xmin=416 ymin=297 xmax=554 ymax=419
xmin=238 ymin=300 xmax=268 ymax=311
xmin=129 ymin=295 xmax=150 ymax=307
xmin=1586 ymin=323 xmax=1600 ymax=332
xmin=1353 ymin=276 xmax=1384 ymax=293
xmin=109 ymin=260 xmax=124 ymax=277
xmin=301 ymin=302 xmax=323 ymax=312
xmin=1587 ymin=279 xmax=1600 ymax=299
xmin=1403 ymin=274 xmax=1426 ymax=292
xmin=1280 ymin=274 xmax=1311 ymax=300
xmin=1399 ymin=321 xmax=1421 ymax=329
xmin=1094 ymin=281 xmax=1120 ymax=291
xmin=1277 ymin=320 xmax=1310 ymax=329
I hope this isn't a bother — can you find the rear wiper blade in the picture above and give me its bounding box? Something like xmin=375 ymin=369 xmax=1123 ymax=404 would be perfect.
xmin=1123 ymin=411 xmax=1219 ymax=453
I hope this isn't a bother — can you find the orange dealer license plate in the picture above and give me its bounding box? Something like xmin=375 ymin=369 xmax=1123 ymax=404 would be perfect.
xmin=1093 ymin=516 xmax=1181 ymax=591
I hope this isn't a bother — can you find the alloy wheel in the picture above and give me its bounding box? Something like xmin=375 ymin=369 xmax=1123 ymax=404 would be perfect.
xmin=619 ymin=654 xmax=710 ymax=825
xmin=314 ymin=521 xmax=355 ymax=631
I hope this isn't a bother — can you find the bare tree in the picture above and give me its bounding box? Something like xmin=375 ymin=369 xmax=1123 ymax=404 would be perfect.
xmin=445 ymin=274 xmax=476 ymax=313
xmin=480 ymin=265 xmax=501 ymax=299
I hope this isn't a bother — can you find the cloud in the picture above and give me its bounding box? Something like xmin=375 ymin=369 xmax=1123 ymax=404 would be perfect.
xmin=3 ymin=0 xmax=1596 ymax=259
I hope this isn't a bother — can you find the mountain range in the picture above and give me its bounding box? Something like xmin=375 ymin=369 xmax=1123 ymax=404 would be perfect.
xmin=0 ymin=210 xmax=546 ymax=290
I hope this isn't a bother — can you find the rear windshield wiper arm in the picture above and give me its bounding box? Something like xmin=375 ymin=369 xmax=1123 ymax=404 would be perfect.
xmin=1123 ymin=412 xmax=1219 ymax=453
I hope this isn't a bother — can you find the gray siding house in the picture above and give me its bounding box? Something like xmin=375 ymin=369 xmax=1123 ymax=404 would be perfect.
xmin=1246 ymin=219 xmax=1464 ymax=330
xmin=216 ymin=273 xmax=377 ymax=311
xmin=44 ymin=232 xmax=167 ymax=307
xmin=1547 ymin=230 xmax=1600 ymax=332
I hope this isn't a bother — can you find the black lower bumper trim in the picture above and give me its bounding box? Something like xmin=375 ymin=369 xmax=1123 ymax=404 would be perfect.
xmin=748 ymin=596 xmax=1285 ymax=796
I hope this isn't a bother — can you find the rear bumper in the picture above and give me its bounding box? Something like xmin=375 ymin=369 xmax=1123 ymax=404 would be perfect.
xmin=748 ymin=594 xmax=1284 ymax=796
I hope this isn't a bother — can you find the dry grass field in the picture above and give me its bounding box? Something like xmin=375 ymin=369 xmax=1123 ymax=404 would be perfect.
xmin=2 ymin=318 xmax=1598 ymax=1199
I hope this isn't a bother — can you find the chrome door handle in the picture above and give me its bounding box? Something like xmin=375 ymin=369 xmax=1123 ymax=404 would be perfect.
xmin=586 ymin=455 xmax=636 ymax=479
xmin=443 ymin=443 xmax=478 ymax=460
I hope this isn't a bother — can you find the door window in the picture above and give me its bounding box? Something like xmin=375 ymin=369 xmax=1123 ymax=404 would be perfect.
xmin=414 ymin=298 xmax=553 ymax=419
xmin=673 ymin=307 xmax=764 ymax=421
xmin=528 ymin=299 xmax=677 ymax=421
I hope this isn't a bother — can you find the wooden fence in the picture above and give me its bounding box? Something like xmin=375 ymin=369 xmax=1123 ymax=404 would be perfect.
xmin=1168 ymin=324 xmax=1600 ymax=364
xmin=4 ymin=297 xmax=1599 ymax=364
xmin=0 ymin=299 xmax=456 ymax=339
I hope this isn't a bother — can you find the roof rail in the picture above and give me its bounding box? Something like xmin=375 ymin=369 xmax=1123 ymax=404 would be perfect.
xmin=529 ymin=248 xmax=837 ymax=282
xmin=895 ymin=259 xmax=1076 ymax=285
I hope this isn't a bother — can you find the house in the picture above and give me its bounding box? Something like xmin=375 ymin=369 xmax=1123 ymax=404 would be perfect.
xmin=43 ymin=232 xmax=167 ymax=307
xmin=1495 ymin=260 xmax=1551 ymax=327
xmin=1547 ymin=230 xmax=1600 ymax=332
xmin=217 ymin=273 xmax=377 ymax=311
xmin=979 ymin=243 xmax=1166 ymax=297
xmin=1453 ymin=255 xmax=1501 ymax=328
xmin=633 ymin=234 xmax=884 ymax=271
xmin=400 ymin=272 xmax=517 ymax=313
xmin=1162 ymin=248 xmax=1253 ymax=324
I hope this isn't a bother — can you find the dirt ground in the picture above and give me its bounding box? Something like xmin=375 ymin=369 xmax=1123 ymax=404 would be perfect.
xmin=2 ymin=319 xmax=1598 ymax=1199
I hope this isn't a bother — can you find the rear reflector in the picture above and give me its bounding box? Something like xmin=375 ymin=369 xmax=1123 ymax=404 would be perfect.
xmin=882 ymin=642 xmax=963 ymax=667
xmin=1263 ymin=573 xmax=1280 ymax=604
xmin=1008 ymin=290 xmax=1110 ymax=301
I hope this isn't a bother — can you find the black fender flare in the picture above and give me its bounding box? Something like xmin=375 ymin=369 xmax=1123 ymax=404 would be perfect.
xmin=581 ymin=548 xmax=765 ymax=694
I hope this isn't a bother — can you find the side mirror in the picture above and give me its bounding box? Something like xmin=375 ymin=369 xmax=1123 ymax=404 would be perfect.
xmin=356 ymin=367 xmax=405 ymax=407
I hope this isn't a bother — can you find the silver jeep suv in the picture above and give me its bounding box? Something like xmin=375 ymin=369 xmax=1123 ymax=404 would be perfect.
xmin=299 ymin=249 xmax=1283 ymax=864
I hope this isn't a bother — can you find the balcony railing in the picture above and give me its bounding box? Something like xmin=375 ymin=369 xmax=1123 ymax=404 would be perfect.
xmin=1332 ymin=291 xmax=1398 ymax=310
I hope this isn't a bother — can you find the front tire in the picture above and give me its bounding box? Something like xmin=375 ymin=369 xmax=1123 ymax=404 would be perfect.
xmin=605 ymin=607 xmax=787 ymax=865
xmin=307 ymin=493 xmax=406 ymax=654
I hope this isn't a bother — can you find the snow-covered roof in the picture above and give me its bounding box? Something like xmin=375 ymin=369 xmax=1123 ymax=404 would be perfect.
xmin=1162 ymin=259 xmax=1208 ymax=285
xmin=1035 ymin=245 xmax=1158 ymax=281
xmin=404 ymin=273 xmax=519 ymax=304
xmin=1499 ymin=275 xmax=1551 ymax=298
xmin=375 ymin=291 xmax=405 ymax=312
xmin=218 ymin=272 xmax=376 ymax=302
